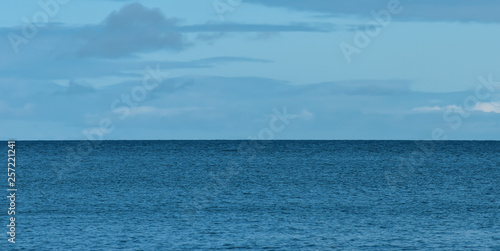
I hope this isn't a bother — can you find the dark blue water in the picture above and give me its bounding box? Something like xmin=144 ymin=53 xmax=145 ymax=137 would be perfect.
xmin=3 ymin=141 xmax=500 ymax=250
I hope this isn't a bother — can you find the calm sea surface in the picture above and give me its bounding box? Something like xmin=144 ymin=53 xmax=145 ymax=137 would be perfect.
xmin=3 ymin=140 xmax=500 ymax=250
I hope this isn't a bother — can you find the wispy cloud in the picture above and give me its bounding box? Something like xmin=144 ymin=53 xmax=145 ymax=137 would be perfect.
xmin=412 ymin=102 xmax=500 ymax=114
xmin=57 ymin=80 xmax=96 ymax=95
xmin=2 ymin=1 xmax=500 ymax=140
xmin=245 ymin=0 xmax=500 ymax=23
xmin=295 ymin=80 xmax=413 ymax=96
xmin=412 ymin=106 xmax=443 ymax=113
xmin=288 ymin=109 xmax=315 ymax=120
xmin=176 ymin=22 xmax=341 ymax=33
xmin=1 ymin=2 xmax=353 ymax=61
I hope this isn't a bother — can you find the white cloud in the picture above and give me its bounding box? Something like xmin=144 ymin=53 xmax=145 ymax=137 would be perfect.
xmin=290 ymin=109 xmax=315 ymax=120
xmin=474 ymin=102 xmax=500 ymax=113
xmin=411 ymin=106 xmax=442 ymax=113
xmin=412 ymin=102 xmax=500 ymax=114
xmin=411 ymin=105 xmax=461 ymax=113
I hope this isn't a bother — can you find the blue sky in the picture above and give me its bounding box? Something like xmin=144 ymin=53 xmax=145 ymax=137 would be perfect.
xmin=1 ymin=0 xmax=500 ymax=140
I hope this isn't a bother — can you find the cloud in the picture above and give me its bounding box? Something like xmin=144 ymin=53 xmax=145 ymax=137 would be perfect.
xmin=475 ymin=102 xmax=500 ymax=113
xmin=245 ymin=0 xmax=500 ymax=23
xmin=411 ymin=105 xmax=463 ymax=114
xmin=78 ymin=3 xmax=186 ymax=58
xmin=1 ymin=2 xmax=358 ymax=62
xmin=1 ymin=3 xmax=351 ymax=61
xmin=412 ymin=106 xmax=443 ymax=113
xmin=193 ymin=56 xmax=272 ymax=65
xmin=1 ymin=74 xmax=499 ymax=140
xmin=61 ymin=81 xmax=96 ymax=95
xmin=0 ymin=50 xmax=271 ymax=80
xmin=412 ymin=102 xmax=500 ymax=114
xmin=289 ymin=109 xmax=315 ymax=120
xmin=296 ymin=79 xmax=413 ymax=96
xmin=176 ymin=22 xmax=340 ymax=33
xmin=74 ymin=3 xmax=351 ymax=58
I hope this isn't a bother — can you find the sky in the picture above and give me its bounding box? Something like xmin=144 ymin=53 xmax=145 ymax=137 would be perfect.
xmin=1 ymin=0 xmax=500 ymax=140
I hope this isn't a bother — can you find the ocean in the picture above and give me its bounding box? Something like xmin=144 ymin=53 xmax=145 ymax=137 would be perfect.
xmin=3 ymin=140 xmax=500 ymax=250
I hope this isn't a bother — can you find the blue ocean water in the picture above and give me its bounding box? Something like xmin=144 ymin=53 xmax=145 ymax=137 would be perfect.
xmin=3 ymin=140 xmax=500 ymax=250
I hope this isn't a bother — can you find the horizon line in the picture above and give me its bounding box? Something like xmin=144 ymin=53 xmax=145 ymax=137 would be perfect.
xmin=3 ymin=139 xmax=500 ymax=142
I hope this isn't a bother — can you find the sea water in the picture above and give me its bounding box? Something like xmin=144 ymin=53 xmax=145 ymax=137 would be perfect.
xmin=4 ymin=140 xmax=500 ymax=250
